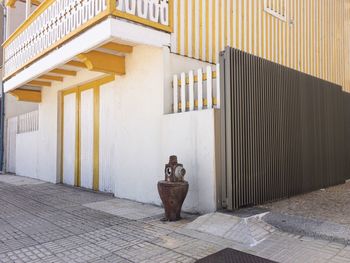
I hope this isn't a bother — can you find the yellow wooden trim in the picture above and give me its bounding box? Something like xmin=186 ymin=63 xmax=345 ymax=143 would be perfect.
xmin=62 ymin=87 xmax=78 ymax=96
xmin=61 ymin=75 xmax=113 ymax=189
xmin=191 ymin=0 xmax=195 ymax=58
xmin=80 ymin=76 xmax=115 ymax=92
xmin=28 ymin=80 xmax=51 ymax=87
xmin=6 ymin=0 xmax=16 ymax=7
xmin=51 ymin=69 xmax=77 ymax=76
xmin=168 ymin=0 xmax=174 ymax=36
xmin=176 ymin=71 xmax=217 ymax=87
xmin=75 ymin=91 xmax=80 ymax=187
xmin=31 ymin=0 xmax=41 ymax=5
xmin=178 ymin=97 xmax=218 ymax=110
xmin=101 ymin=43 xmax=133 ymax=53
xmin=205 ymin=0 xmax=209 ymax=61
xmin=113 ymin=10 xmax=173 ymax=33
xmin=218 ymin=0 xmax=222 ymax=60
xmin=66 ymin=61 xmax=86 ymax=68
xmin=60 ymin=92 xmax=64 ymax=183
xmin=9 ymin=89 xmax=41 ymax=103
xmin=38 ymin=75 xmax=63 ymax=82
xmin=224 ymin=0 xmax=227 ymax=49
xmin=3 ymin=10 xmax=110 ymax=80
xmin=177 ymin=0 xmax=181 ymax=54
xmin=107 ymin=0 xmax=116 ymax=13
xmin=212 ymin=0 xmax=216 ymax=62
xmin=7 ymin=0 xmax=41 ymax=7
xmin=93 ymin=86 xmax=100 ymax=191
xmin=199 ymin=0 xmax=203 ymax=60
xmin=77 ymin=51 xmax=125 ymax=75
xmin=230 ymin=0 xmax=233 ymax=47
xmin=184 ymin=0 xmax=188 ymax=56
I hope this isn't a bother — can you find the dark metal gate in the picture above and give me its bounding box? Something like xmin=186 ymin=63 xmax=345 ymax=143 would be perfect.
xmin=220 ymin=47 xmax=347 ymax=211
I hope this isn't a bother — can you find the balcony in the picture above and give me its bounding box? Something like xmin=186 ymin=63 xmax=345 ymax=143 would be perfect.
xmin=2 ymin=0 xmax=172 ymax=94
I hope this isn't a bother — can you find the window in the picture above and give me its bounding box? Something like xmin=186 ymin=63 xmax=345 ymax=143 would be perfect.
xmin=264 ymin=0 xmax=287 ymax=22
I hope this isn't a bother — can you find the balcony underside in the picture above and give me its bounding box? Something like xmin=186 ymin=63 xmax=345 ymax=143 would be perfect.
xmin=4 ymin=17 xmax=170 ymax=101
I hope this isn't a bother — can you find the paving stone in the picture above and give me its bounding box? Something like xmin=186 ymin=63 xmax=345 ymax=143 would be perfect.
xmin=87 ymin=253 xmax=132 ymax=263
xmin=83 ymin=199 xmax=164 ymax=220
xmin=114 ymin=242 xmax=169 ymax=262
xmin=0 ymin=174 xmax=350 ymax=263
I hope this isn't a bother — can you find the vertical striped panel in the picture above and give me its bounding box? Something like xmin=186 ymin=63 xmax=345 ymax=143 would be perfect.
xmin=220 ymin=47 xmax=347 ymax=210
xmin=171 ymin=0 xmax=350 ymax=92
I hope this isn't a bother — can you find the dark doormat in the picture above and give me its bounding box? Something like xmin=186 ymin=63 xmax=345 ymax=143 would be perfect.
xmin=196 ymin=248 xmax=277 ymax=263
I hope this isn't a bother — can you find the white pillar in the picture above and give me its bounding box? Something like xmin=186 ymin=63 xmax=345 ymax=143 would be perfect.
xmin=5 ymin=6 xmax=11 ymax=38
xmin=25 ymin=0 xmax=31 ymax=18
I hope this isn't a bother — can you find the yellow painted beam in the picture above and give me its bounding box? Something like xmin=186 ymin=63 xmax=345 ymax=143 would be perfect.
xmin=9 ymin=89 xmax=41 ymax=103
xmin=6 ymin=0 xmax=16 ymax=7
xmin=101 ymin=43 xmax=133 ymax=53
xmin=38 ymin=75 xmax=63 ymax=82
xmin=6 ymin=0 xmax=40 ymax=7
xmin=77 ymin=51 xmax=125 ymax=75
xmin=28 ymin=80 xmax=51 ymax=87
xmin=51 ymin=69 xmax=77 ymax=76
xmin=66 ymin=61 xmax=86 ymax=68
xmin=31 ymin=0 xmax=41 ymax=5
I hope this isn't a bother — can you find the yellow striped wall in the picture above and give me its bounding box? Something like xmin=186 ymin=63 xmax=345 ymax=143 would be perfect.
xmin=171 ymin=0 xmax=350 ymax=92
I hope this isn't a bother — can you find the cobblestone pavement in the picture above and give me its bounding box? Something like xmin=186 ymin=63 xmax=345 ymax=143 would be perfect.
xmin=1 ymin=175 xmax=350 ymax=263
xmin=261 ymin=182 xmax=350 ymax=225
xmin=260 ymin=181 xmax=350 ymax=244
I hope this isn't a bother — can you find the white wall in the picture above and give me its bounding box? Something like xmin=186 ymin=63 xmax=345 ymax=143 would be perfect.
xmin=15 ymin=131 xmax=38 ymax=178
xmin=161 ymin=109 xmax=219 ymax=213
xmin=99 ymin=47 xmax=219 ymax=213
xmin=5 ymin=94 xmax=38 ymax=119
xmin=100 ymin=45 xmax=164 ymax=205
xmin=34 ymin=45 xmax=219 ymax=213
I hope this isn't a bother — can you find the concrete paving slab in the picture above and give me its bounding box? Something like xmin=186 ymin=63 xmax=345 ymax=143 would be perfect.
xmin=83 ymin=198 xmax=164 ymax=220
xmin=186 ymin=212 xmax=276 ymax=247
xmin=0 ymin=174 xmax=45 ymax=186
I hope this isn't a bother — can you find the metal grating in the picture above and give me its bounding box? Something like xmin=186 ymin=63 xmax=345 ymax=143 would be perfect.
xmin=220 ymin=47 xmax=347 ymax=211
xmin=196 ymin=248 xmax=276 ymax=263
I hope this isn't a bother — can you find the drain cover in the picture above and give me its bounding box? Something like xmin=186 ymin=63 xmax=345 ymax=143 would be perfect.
xmin=196 ymin=248 xmax=276 ymax=263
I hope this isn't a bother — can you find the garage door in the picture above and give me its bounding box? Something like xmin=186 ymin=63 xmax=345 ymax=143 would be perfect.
xmin=62 ymin=84 xmax=101 ymax=191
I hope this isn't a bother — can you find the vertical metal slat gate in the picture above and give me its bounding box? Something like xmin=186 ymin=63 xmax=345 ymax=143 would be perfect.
xmin=220 ymin=47 xmax=347 ymax=211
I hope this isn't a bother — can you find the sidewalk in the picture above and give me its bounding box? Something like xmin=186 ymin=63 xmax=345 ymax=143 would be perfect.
xmin=0 ymin=174 xmax=349 ymax=262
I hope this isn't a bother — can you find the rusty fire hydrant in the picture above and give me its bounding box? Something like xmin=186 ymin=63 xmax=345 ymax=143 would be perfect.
xmin=157 ymin=156 xmax=189 ymax=221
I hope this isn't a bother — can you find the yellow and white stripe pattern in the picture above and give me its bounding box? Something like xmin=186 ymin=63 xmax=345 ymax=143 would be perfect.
xmin=171 ymin=0 xmax=350 ymax=92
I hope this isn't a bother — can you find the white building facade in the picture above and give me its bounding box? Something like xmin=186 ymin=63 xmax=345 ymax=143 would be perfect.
xmin=2 ymin=0 xmax=221 ymax=213
xmin=4 ymin=0 xmax=350 ymax=213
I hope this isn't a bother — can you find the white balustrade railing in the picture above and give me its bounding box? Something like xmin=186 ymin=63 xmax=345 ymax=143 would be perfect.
xmin=4 ymin=0 xmax=108 ymax=79
xmin=3 ymin=0 xmax=171 ymax=80
xmin=116 ymin=0 xmax=170 ymax=26
xmin=17 ymin=110 xmax=39 ymax=134
xmin=172 ymin=65 xmax=220 ymax=113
